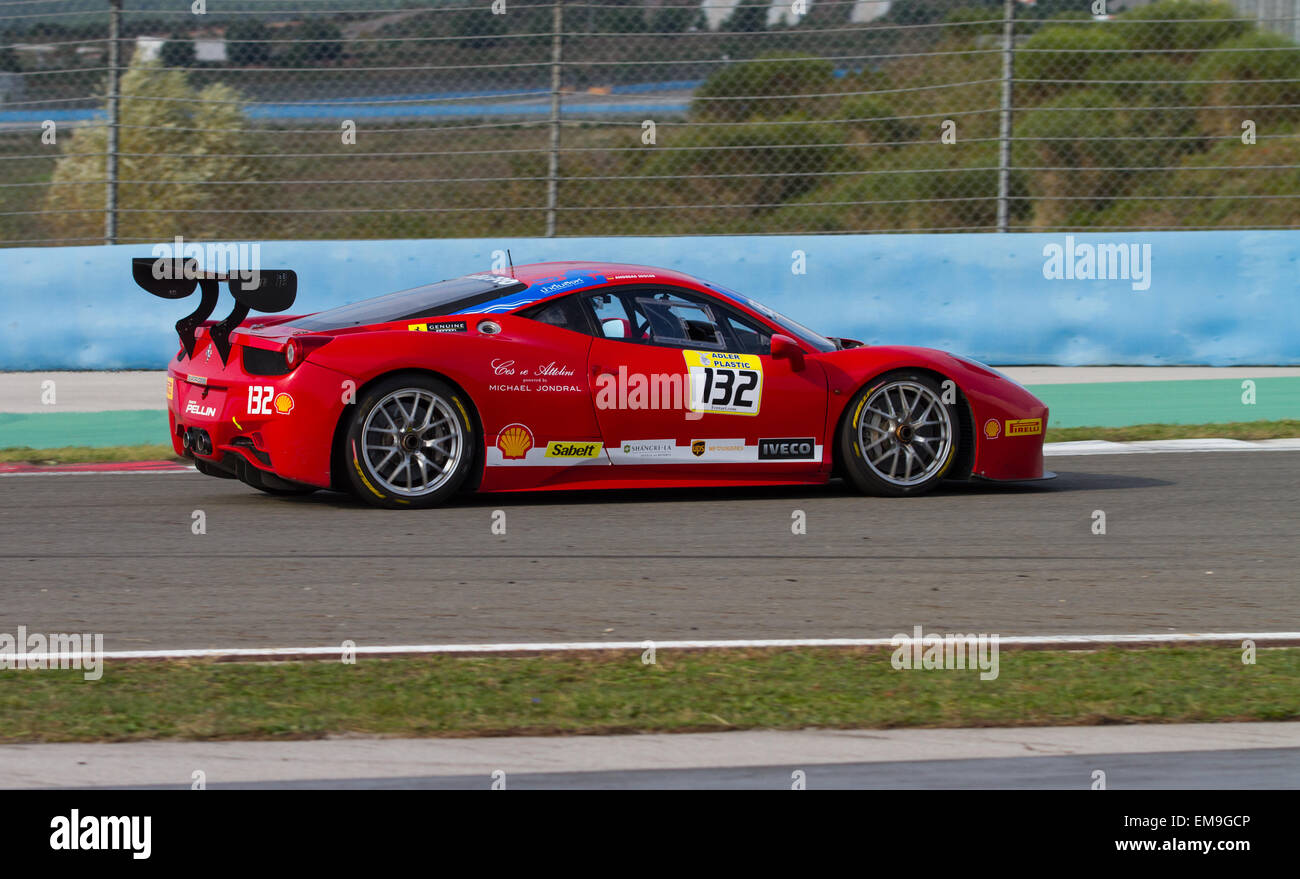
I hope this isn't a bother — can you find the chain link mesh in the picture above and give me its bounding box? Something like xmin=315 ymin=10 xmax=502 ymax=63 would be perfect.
xmin=3 ymin=0 xmax=1299 ymax=245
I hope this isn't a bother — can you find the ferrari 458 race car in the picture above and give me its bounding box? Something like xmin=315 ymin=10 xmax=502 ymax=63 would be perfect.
xmin=136 ymin=259 xmax=1050 ymax=509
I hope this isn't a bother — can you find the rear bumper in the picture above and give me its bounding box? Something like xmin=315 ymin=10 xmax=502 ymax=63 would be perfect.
xmin=167 ymin=360 xmax=348 ymax=489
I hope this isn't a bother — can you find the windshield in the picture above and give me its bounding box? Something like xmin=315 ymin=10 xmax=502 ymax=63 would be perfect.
xmin=292 ymin=274 xmax=525 ymax=331
xmin=705 ymin=283 xmax=837 ymax=353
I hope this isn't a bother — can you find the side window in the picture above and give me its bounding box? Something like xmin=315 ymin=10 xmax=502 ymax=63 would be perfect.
xmin=519 ymin=296 xmax=588 ymax=333
xmin=580 ymin=287 xmax=751 ymax=352
xmin=634 ymin=297 xmax=726 ymax=349
xmin=588 ymin=293 xmax=635 ymax=340
xmin=721 ymin=312 xmax=771 ymax=356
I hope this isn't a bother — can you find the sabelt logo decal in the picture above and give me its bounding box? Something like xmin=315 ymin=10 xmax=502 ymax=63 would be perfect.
xmin=544 ymin=441 xmax=603 ymax=459
xmin=984 ymin=418 xmax=1001 ymax=439
xmin=758 ymin=437 xmax=816 ymax=460
xmin=496 ymin=423 xmax=534 ymax=459
xmin=165 ymin=377 xmax=174 ymax=400
xmin=185 ymin=400 xmax=217 ymax=418
xmin=1006 ymin=418 xmax=1043 ymax=437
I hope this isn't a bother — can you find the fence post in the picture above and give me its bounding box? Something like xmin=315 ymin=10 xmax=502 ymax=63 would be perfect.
xmin=545 ymin=0 xmax=563 ymax=237
xmin=105 ymin=0 xmax=122 ymax=245
xmin=996 ymin=0 xmax=1015 ymax=234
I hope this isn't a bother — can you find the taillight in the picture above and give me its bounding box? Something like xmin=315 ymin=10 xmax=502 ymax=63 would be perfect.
xmin=283 ymin=336 xmax=331 ymax=369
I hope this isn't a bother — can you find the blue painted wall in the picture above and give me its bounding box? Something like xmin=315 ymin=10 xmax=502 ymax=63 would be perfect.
xmin=1 ymin=231 xmax=1296 ymax=369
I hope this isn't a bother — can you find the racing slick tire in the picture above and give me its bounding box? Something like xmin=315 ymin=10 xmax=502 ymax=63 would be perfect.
xmin=343 ymin=373 xmax=476 ymax=509
xmin=840 ymin=370 xmax=959 ymax=498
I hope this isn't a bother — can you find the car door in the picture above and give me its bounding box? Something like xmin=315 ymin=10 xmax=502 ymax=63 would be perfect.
xmin=580 ymin=286 xmax=829 ymax=478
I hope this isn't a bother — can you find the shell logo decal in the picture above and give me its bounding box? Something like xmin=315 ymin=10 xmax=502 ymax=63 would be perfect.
xmin=496 ymin=423 xmax=534 ymax=459
xmin=273 ymin=392 xmax=295 ymax=415
xmin=983 ymin=418 xmax=1001 ymax=439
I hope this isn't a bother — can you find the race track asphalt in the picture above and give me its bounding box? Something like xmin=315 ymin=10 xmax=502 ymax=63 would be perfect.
xmin=1 ymin=451 xmax=1297 ymax=649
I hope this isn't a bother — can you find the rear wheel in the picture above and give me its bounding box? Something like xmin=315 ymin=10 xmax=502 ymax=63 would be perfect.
xmin=840 ymin=371 xmax=958 ymax=497
xmin=344 ymin=374 xmax=475 ymax=509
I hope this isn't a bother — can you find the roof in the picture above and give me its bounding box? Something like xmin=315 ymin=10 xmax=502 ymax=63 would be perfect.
xmin=458 ymin=261 xmax=711 ymax=316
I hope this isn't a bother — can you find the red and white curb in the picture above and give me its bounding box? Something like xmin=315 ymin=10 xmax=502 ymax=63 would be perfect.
xmin=10 ymin=632 xmax=1300 ymax=665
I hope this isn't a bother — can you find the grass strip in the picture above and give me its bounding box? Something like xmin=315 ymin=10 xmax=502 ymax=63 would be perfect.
xmin=1 ymin=646 xmax=1295 ymax=743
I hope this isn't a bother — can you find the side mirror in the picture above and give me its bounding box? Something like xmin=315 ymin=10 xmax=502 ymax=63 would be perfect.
xmin=601 ymin=318 xmax=626 ymax=339
xmin=770 ymin=333 xmax=805 ymax=371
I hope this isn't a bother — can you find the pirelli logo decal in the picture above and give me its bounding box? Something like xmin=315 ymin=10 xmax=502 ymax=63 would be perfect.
xmin=1005 ymin=418 xmax=1043 ymax=437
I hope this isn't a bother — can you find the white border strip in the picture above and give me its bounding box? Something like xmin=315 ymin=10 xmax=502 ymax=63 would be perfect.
xmin=1045 ymin=438 xmax=1300 ymax=456
xmin=11 ymin=632 xmax=1300 ymax=664
xmin=0 ymin=468 xmax=194 ymax=478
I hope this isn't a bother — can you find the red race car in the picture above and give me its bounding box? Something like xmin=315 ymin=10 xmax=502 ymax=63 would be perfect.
xmin=136 ymin=259 xmax=1050 ymax=509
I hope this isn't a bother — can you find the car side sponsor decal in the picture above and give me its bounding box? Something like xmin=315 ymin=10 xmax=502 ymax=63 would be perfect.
xmin=488 ymin=359 xmax=583 ymax=393
xmin=603 ymin=439 xmax=821 ymax=466
xmin=165 ymin=376 xmax=174 ymax=401
xmin=248 ymin=385 xmax=293 ymax=416
xmin=1005 ymin=418 xmax=1043 ymax=436
xmin=544 ymin=441 xmax=603 ymax=459
xmin=495 ymin=423 xmax=534 ymax=459
xmin=619 ymin=439 xmax=675 ymax=459
xmin=984 ymin=418 xmax=1001 ymax=439
xmin=683 ymin=349 xmax=763 ymax=416
xmin=486 ymin=437 xmax=823 ymax=467
xmin=486 ymin=429 xmax=608 ymax=467
xmin=184 ymin=401 xmax=216 ymax=418
xmin=757 ymin=437 xmax=817 ymax=460
xmin=408 ymin=321 xmax=468 ymax=333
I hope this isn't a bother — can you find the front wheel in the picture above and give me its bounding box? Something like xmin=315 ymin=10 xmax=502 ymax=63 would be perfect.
xmin=344 ymin=374 xmax=476 ymax=509
xmin=840 ymin=371 xmax=958 ymax=497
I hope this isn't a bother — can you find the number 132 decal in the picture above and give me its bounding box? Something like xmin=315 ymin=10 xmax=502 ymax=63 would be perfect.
xmin=684 ymin=350 xmax=763 ymax=416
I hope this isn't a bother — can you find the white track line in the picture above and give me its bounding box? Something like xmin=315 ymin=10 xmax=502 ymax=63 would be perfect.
xmin=0 ymin=468 xmax=194 ymax=478
xmin=10 ymin=632 xmax=1299 ymax=664
xmin=1045 ymin=438 xmax=1300 ymax=456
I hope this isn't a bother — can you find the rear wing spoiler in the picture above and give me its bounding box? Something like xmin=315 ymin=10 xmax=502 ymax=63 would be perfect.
xmin=133 ymin=258 xmax=297 ymax=364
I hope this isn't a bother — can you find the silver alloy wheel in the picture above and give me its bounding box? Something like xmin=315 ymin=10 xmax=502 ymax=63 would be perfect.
xmin=360 ymin=387 xmax=463 ymax=497
xmin=856 ymin=380 xmax=954 ymax=487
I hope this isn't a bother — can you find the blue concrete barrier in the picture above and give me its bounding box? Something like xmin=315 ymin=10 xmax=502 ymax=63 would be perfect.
xmin=0 ymin=231 xmax=1296 ymax=369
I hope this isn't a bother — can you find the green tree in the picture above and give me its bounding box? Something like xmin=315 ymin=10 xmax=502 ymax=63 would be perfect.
xmin=1016 ymin=24 xmax=1129 ymax=99
xmin=43 ymin=58 xmax=256 ymax=242
xmin=693 ymin=52 xmax=836 ymax=122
